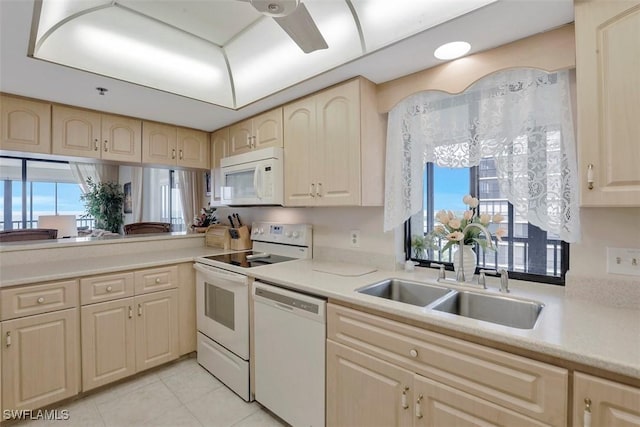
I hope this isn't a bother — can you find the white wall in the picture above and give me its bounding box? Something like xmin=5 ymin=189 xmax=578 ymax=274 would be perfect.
xmin=570 ymin=207 xmax=640 ymax=278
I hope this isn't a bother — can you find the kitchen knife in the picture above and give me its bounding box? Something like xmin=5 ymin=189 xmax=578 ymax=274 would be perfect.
xmin=234 ymin=213 xmax=243 ymax=227
xmin=228 ymin=215 xmax=235 ymax=228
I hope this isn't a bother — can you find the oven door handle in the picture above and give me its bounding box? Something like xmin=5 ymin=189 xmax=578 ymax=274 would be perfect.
xmin=194 ymin=263 xmax=247 ymax=283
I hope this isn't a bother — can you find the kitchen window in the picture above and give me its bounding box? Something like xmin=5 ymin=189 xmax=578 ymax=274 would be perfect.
xmin=406 ymin=160 xmax=568 ymax=285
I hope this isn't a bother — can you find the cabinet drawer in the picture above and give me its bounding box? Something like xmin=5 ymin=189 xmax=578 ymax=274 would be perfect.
xmin=80 ymin=272 xmax=134 ymax=305
xmin=0 ymin=280 xmax=78 ymax=320
xmin=328 ymin=304 xmax=567 ymax=426
xmin=134 ymin=266 xmax=178 ymax=295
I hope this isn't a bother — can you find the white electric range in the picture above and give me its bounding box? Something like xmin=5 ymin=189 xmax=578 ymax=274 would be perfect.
xmin=193 ymin=221 xmax=312 ymax=401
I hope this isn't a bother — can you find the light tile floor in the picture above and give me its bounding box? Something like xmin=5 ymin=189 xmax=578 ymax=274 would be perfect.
xmin=11 ymin=357 xmax=288 ymax=427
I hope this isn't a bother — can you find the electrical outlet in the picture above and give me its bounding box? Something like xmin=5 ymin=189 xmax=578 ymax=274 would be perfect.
xmin=606 ymin=247 xmax=640 ymax=276
xmin=350 ymin=230 xmax=360 ymax=248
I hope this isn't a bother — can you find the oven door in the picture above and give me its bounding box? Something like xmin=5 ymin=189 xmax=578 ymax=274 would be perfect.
xmin=194 ymin=263 xmax=249 ymax=359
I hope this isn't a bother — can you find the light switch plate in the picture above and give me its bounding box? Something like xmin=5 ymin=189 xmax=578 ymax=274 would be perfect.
xmin=606 ymin=247 xmax=640 ymax=276
xmin=350 ymin=230 xmax=360 ymax=248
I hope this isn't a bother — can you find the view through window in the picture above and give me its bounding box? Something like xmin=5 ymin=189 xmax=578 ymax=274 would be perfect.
xmin=409 ymin=160 xmax=567 ymax=284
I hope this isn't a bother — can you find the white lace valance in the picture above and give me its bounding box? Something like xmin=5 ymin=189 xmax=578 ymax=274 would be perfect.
xmin=384 ymin=68 xmax=580 ymax=243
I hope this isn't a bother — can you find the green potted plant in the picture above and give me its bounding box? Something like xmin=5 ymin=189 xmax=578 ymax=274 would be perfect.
xmin=81 ymin=178 xmax=125 ymax=234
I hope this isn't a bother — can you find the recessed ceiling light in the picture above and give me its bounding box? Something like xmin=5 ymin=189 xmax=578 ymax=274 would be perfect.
xmin=434 ymin=41 xmax=471 ymax=60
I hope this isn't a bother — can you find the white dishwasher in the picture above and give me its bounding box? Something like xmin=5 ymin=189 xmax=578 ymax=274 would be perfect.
xmin=253 ymin=281 xmax=326 ymax=427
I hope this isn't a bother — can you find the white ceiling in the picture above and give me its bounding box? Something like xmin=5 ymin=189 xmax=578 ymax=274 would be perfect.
xmin=0 ymin=0 xmax=574 ymax=132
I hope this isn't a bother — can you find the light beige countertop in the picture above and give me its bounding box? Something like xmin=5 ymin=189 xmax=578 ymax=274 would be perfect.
xmin=248 ymin=259 xmax=640 ymax=379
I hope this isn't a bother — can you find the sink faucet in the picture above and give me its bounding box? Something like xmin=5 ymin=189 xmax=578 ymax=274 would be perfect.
xmin=499 ymin=269 xmax=510 ymax=293
xmin=455 ymin=223 xmax=494 ymax=283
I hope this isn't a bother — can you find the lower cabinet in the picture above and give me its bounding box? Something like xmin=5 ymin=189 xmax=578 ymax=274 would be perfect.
xmin=573 ymin=372 xmax=640 ymax=427
xmin=81 ymin=289 xmax=179 ymax=391
xmin=327 ymin=303 xmax=568 ymax=427
xmin=1 ymin=308 xmax=79 ymax=411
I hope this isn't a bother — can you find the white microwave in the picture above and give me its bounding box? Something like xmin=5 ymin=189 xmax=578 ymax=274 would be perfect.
xmin=220 ymin=147 xmax=284 ymax=206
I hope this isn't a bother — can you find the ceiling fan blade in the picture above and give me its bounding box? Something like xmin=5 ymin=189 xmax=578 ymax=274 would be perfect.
xmin=273 ymin=3 xmax=328 ymax=53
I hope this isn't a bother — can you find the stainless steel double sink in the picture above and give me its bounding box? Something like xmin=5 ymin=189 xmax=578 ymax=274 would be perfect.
xmin=357 ymin=279 xmax=544 ymax=329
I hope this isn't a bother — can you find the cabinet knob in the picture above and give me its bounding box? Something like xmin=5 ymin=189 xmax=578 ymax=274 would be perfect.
xmin=37 ymin=297 xmax=45 ymax=304
xmin=106 ymin=286 xmax=113 ymax=293
xmin=583 ymin=398 xmax=592 ymax=427
xmin=409 ymin=348 xmax=418 ymax=358
xmin=155 ymin=277 xmax=161 ymax=284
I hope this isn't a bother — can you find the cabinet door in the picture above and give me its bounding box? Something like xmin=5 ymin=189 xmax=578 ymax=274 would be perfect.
xmin=101 ymin=113 xmax=142 ymax=162
xmin=283 ymin=97 xmax=316 ymax=206
xmin=576 ymin=1 xmax=640 ymax=206
xmin=573 ymin=372 xmax=640 ymax=427
xmin=81 ymin=298 xmax=135 ymax=391
xmin=52 ymin=105 xmax=101 ymax=158
xmin=1 ymin=308 xmax=79 ymax=411
xmin=228 ymin=118 xmax=253 ymax=156
xmin=177 ymin=127 xmax=209 ymax=169
xmin=253 ymin=108 xmax=283 ymax=150
xmin=327 ymin=340 xmax=413 ymax=427
xmin=0 ymin=95 xmax=51 ymax=154
xmin=413 ymin=375 xmax=549 ymax=427
xmin=135 ymin=289 xmax=179 ymax=372
xmin=211 ymin=127 xmax=229 ymax=203
xmin=142 ymin=121 xmax=177 ymax=166
xmin=315 ymin=80 xmax=361 ymax=206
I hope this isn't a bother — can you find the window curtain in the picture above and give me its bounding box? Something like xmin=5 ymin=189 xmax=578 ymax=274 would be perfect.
xmin=176 ymin=170 xmax=203 ymax=230
xmin=384 ymin=68 xmax=580 ymax=243
xmin=70 ymin=163 xmax=119 ymax=193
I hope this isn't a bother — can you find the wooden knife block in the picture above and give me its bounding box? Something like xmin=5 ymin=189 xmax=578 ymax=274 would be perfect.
xmin=205 ymin=225 xmax=230 ymax=249
xmin=229 ymin=225 xmax=252 ymax=251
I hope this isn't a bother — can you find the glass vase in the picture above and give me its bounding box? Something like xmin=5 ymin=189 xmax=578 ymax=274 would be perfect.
xmin=453 ymin=244 xmax=477 ymax=282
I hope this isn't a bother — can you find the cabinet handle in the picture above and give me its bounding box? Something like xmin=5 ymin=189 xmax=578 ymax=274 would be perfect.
xmin=587 ymin=164 xmax=594 ymax=190
xmin=94 ymin=139 xmax=99 ymax=151
xmin=247 ymin=136 xmax=252 ymax=148
xmin=409 ymin=348 xmax=418 ymax=358
xmin=5 ymin=331 xmax=11 ymax=347
xmin=155 ymin=277 xmax=161 ymax=284
xmin=138 ymin=303 xmax=142 ymax=316
xmin=106 ymin=286 xmax=113 ymax=293
xmin=317 ymin=182 xmax=323 ymax=197
xmin=310 ymin=183 xmax=316 ymax=198
xmin=401 ymin=386 xmax=409 ymax=409
xmin=179 ymin=149 xmax=184 ymax=160
xmin=171 ymin=149 xmax=176 ymax=159
xmin=415 ymin=394 xmax=423 ymax=419
xmin=583 ymin=398 xmax=592 ymax=427
xmin=128 ymin=306 xmax=133 ymax=319
xmin=252 ymin=136 xmax=256 ymax=148
xmin=37 ymin=296 xmax=45 ymax=304
xmin=103 ymin=140 xmax=108 ymax=152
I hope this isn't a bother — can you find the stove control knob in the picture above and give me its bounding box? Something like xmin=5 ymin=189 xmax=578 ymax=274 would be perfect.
xmin=285 ymin=231 xmax=293 ymax=238
xmin=292 ymin=231 xmax=300 ymax=239
xmin=252 ymin=228 xmax=259 ymax=235
xmin=259 ymin=228 xmax=264 ymax=234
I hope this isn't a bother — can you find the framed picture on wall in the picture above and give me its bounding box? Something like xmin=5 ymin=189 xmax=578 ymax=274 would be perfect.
xmin=123 ymin=182 xmax=132 ymax=214
xmin=205 ymin=171 xmax=211 ymax=196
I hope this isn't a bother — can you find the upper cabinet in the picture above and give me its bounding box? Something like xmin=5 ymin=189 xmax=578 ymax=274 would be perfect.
xmin=142 ymin=122 xmax=210 ymax=169
xmin=210 ymin=128 xmax=229 ymax=203
xmin=575 ymin=0 xmax=640 ymax=206
xmin=228 ymin=108 xmax=283 ymax=156
xmin=52 ymin=105 xmax=142 ymax=163
xmin=0 ymin=94 xmax=51 ymax=155
xmin=283 ymin=78 xmax=385 ymax=207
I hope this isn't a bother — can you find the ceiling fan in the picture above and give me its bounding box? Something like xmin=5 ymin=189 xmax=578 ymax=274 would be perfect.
xmin=243 ymin=0 xmax=328 ymax=53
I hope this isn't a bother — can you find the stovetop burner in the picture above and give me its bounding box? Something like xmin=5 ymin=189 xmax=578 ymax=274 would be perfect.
xmin=201 ymin=251 xmax=297 ymax=268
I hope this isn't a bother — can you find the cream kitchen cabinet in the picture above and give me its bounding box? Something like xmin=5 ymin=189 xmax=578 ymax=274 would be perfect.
xmin=573 ymin=372 xmax=640 ymax=427
xmin=0 ymin=279 xmax=80 ymax=413
xmin=575 ymin=0 xmax=640 ymax=206
xmin=210 ymin=127 xmax=229 ymax=203
xmin=80 ymin=266 xmax=180 ymax=391
xmin=142 ymin=122 xmax=209 ymax=169
xmin=228 ymin=107 xmax=283 ymax=156
xmin=327 ymin=303 xmax=568 ymax=427
xmin=283 ymin=78 xmax=385 ymax=207
xmin=52 ymin=105 xmax=142 ymax=163
xmin=0 ymin=94 xmax=51 ymax=154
